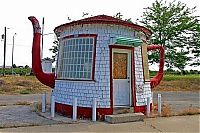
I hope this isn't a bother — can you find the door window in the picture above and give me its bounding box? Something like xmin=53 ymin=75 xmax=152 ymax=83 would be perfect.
xmin=113 ymin=53 xmax=128 ymax=79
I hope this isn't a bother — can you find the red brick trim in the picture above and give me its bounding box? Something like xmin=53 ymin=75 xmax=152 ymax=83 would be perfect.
xmin=134 ymin=103 xmax=152 ymax=114
xmin=55 ymin=102 xmax=112 ymax=119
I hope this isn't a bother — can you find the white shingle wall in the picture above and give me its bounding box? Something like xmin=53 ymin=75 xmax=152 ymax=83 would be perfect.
xmin=53 ymin=24 xmax=150 ymax=108
xmin=134 ymin=47 xmax=152 ymax=106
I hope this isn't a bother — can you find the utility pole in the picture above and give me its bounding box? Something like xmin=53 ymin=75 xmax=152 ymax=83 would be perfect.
xmin=11 ymin=33 xmax=17 ymax=75
xmin=41 ymin=17 xmax=44 ymax=58
xmin=3 ymin=27 xmax=6 ymax=76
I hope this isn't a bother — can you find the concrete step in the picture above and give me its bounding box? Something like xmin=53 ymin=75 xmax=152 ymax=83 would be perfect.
xmin=113 ymin=107 xmax=134 ymax=115
xmin=105 ymin=113 xmax=144 ymax=124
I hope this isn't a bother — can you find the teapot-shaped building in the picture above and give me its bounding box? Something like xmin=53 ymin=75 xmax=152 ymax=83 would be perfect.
xmin=29 ymin=15 xmax=164 ymax=119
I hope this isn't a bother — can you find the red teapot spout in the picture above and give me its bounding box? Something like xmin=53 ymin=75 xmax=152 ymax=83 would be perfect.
xmin=148 ymin=45 xmax=165 ymax=88
xmin=28 ymin=16 xmax=55 ymax=88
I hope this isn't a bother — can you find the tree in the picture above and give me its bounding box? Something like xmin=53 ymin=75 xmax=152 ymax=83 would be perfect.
xmin=113 ymin=12 xmax=123 ymax=19
xmin=139 ymin=0 xmax=200 ymax=70
xmin=12 ymin=64 xmax=17 ymax=68
xmin=24 ymin=65 xmax=30 ymax=69
xmin=189 ymin=24 xmax=200 ymax=66
xmin=49 ymin=39 xmax=59 ymax=62
xmin=173 ymin=49 xmax=191 ymax=71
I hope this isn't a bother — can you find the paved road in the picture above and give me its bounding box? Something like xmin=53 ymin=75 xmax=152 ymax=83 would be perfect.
xmin=1 ymin=91 xmax=199 ymax=111
xmin=0 ymin=115 xmax=199 ymax=132
xmin=153 ymin=91 xmax=200 ymax=112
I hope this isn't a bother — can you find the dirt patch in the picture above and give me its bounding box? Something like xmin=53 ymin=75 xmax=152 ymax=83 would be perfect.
xmin=149 ymin=103 xmax=200 ymax=118
xmin=0 ymin=76 xmax=51 ymax=94
xmin=14 ymin=101 xmax=32 ymax=106
xmin=153 ymin=79 xmax=200 ymax=91
xmin=16 ymin=80 xmax=33 ymax=87
xmin=0 ymin=80 xmax=5 ymax=86
xmin=150 ymin=103 xmax=173 ymax=117
xmin=178 ymin=107 xmax=200 ymax=116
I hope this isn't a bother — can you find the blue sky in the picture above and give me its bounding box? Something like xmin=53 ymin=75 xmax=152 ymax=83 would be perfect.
xmin=0 ymin=0 xmax=199 ymax=70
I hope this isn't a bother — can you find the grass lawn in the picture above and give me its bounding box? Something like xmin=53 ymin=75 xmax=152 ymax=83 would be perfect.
xmin=0 ymin=76 xmax=51 ymax=95
xmin=163 ymin=74 xmax=200 ymax=81
xmin=153 ymin=74 xmax=200 ymax=91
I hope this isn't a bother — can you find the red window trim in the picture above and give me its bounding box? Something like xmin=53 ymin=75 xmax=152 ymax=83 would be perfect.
xmin=57 ymin=34 xmax=97 ymax=81
xmin=60 ymin=34 xmax=97 ymax=40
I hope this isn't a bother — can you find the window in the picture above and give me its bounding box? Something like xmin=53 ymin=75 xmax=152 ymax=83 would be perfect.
xmin=57 ymin=34 xmax=96 ymax=80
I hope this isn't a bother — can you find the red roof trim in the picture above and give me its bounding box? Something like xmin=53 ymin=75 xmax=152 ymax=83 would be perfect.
xmin=54 ymin=15 xmax=152 ymax=36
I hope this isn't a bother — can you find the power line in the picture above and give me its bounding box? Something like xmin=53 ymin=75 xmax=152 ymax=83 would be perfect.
xmin=6 ymin=43 xmax=31 ymax=47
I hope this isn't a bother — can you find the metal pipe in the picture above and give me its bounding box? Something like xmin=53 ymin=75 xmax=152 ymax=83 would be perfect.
xmin=158 ymin=94 xmax=162 ymax=116
xmin=146 ymin=97 xmax=150 ymax=117
xmin=73 ymin=98 xmax=77 ymax=121
xmin=42 ymin=93 xmax=46 ymax=113
xmin=51 ymin=95 xmax=55 ymax=118
xmin=92 ymin=98 xmax=97 ymax=121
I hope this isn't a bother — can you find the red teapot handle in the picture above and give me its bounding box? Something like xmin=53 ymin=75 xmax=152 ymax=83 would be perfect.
xmin=147 ymin=45 xmax=165 ymax=88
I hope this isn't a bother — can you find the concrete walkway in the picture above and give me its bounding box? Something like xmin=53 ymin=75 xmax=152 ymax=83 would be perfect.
xmin=0 ymin=105 xmax=60 ymax=128
xmin=0 ymin=115 xmax=199 ymax=132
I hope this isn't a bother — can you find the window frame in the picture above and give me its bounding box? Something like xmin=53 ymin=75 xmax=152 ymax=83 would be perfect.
xmin=57 ymin=34 xmax=97 ymax=81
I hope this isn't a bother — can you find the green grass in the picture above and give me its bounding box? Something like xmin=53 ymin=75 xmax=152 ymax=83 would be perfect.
xmin=0 ymin=68 xmax=31 ymax=76
xmin=163 ymin=74 xmax=200 ymax=81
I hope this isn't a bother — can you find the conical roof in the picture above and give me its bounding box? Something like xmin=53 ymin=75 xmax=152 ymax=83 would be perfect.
xmin=54 ymin=15 xmax=152 ymax=36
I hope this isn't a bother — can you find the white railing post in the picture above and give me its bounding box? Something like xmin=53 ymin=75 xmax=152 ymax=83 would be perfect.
xmin=158 ymin=94 xmax=162 ymax=116
xmin=51 ymin=95 xmax=55 ymax=118
xmin=73 ymin=98 xmax=77 ymax=121
xmin=42 ymin=93 xmax=46 ymax=113
xmin=146 ymin=97 xmax=150 ymax=117
xmin=151 ymin=92 xmax=154 ymax=111
xmin=92 ymin=98 xmax=97 ymax=122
